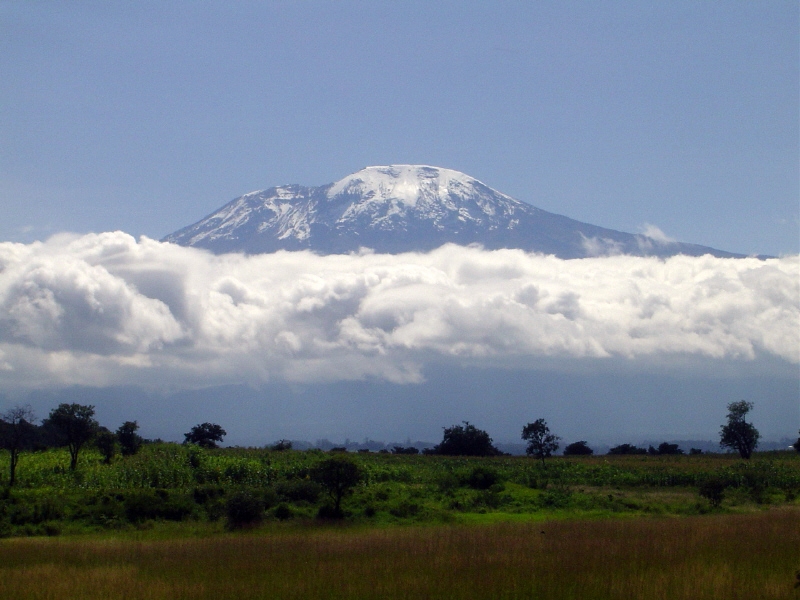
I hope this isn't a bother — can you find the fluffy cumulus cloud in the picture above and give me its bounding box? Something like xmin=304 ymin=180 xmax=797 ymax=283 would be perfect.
xmin=0 ymin=232 xmax=797 ymax=389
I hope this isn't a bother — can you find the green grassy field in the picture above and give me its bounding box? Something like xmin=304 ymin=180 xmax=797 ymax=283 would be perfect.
xmin=0 ymin=446 xmax=799 ymax=598
xmin=0 ymin=445 xmax=798 ymax=535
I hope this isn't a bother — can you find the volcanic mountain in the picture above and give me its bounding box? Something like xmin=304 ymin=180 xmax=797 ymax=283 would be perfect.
xmin=163 ymin=165 xmax=742 ymax=258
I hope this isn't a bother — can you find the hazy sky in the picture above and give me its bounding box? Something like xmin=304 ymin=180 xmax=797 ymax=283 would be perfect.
xmin=2 ymin=1 xmax=798 ymax=256
xmin=1 ymin=2 xmax=798 ymax=445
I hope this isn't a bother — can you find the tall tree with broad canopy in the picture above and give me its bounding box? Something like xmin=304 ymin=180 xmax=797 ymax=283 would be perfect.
xmin=184 ymin=422 xmax=226 ymax=449
xmin=42 ymin=403 xmax=99 ymax=471
xmin=719 ymin=400 xmax=760 ymax=460
xmin=430 ymin=422 xmax=502 ymax=456
xmin=311 ymin=455 xmax=363 ymax=518
xmin=0 ymin=405 xmax=37 ymax=486
xmin=522 ymin=419 xmax=561 ymax=466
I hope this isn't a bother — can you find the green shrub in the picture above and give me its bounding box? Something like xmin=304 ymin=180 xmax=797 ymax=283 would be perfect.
xmin=274 ymin=503 xmax=293 ymax=520
xmin=316 ymin=503 xmax=340 ymax=519
xmin=225 ymin=491 xmax=264 ymax=529
xmin=466 ymin=467 xmax=500 ymax=490
xmin=436 ymin=472 xmax=461 ymax=493
xmin=275 ymin=479 xmax=323 ymax=503
xmin=193 ymin=484 xmax=225 ymax=505
xmin=389 ymin=500 xmax=420 ymax=518
xmin=123 ymin=489 xmax=195 ymax=522
xmin=698 ymin=477 xmax=727 ymax=508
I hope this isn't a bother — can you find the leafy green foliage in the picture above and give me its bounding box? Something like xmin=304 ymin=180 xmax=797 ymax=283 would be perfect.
xmin=0 ymin=441 xmax=797 ymax=536
xmin=225 ymin=491 xmax=264 ymax=529
xmin=719 ymin=401 xmax=759 ymax=459
xmin=563 ymin=441 xmax=593 ymax=456
xmin=521 ymin=419 xmax=561 ymax=465
xmin=466 ymin=467 xmax=501 ymax=490
xmin=116 ymin=421 xmax=143 ymax=456
xmin=0 ymin=405 xmax=37 ymax=486
xmin=429 ymin=422 xmax=501 ymax=456
xmin=41 ymin=404 xmax=98 ymax=471
xmin=698 ymin=477 xmax=727 ymax=508
xmin=184 ymin=423 xmax=226 ymax=449
xmin=94 ymin=430 xmax=117 ymax=465
xmin=608 ymin=444 xmax=647 ymax=455
xmin=311 ymin=456 xmax=363 ymax=517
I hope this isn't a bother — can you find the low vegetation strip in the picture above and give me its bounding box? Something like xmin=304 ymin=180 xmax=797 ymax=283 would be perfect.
xmin=0 ymin=445 xmax=799 ymax=537
xmin=0 ymin=509 xmax=798 ymax=599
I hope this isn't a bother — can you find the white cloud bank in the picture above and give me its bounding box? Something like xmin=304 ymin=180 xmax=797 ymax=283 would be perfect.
xmin=0 ymin=232 xmax=797 ymax=390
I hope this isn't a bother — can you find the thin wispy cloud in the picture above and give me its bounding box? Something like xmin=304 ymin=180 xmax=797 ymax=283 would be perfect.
xmin=0 ymin=232 xmax=796 ymax=391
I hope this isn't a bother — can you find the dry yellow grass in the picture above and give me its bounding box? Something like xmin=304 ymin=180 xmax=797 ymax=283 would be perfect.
xmin=1 ymin=508 xmax=798 ymax=599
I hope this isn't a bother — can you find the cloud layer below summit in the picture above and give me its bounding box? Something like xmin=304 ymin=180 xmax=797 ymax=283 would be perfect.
xmin=0 ymin=232 xmax=796 ymax=393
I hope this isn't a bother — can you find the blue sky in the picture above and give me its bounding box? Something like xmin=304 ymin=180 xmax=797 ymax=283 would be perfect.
xmin=2 ymin=1 xmax=797 ymax=256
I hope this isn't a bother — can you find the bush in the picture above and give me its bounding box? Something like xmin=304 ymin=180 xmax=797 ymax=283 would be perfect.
xmin=124 ymin=489 xmax=195 ymax=523
xmin=316 ymin=504 xmax=340 ymax=519
xmin=436 ymin=472 xmax=461 ymax=493
xmin=274 ymin=503 xmax=293 ymax=520
xmin=466 ymin=467 xmax=500 ymax=490
xmin=698 ymin=477 xmax=727 ymax=508
xmin=225 ymin=491 xmax=264 ymax=529
xmin=608 ymin=444 xmax=647 ymax=455
xmin=563 ymin=441 xmax=593 ymax=456
xmin=391 ymin=446 xmax=419 ymax=455
xmin=275 ymin=479 xmax=323 ymax=503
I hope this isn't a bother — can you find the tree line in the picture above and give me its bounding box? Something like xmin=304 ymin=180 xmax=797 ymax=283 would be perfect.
xmin=0 ymin=399 xmax=792 ymax=489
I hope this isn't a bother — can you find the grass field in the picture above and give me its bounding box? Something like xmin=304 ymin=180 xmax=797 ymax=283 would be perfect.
xmin=0 ymin=508 xmax=797 ymax=599
xmin=1 ymin=446 xmax=799 ymax=598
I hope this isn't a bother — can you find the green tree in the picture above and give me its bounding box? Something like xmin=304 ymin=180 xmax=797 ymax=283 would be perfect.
xmin=0 ymin=405 xmax=37 ymax=486
xmin=563 ymin=440 xmax=593 ymax=456
xmin=311 ymin=455 xmax=363 ymax=517
xmin=608 ymin=443 xmax=647 ymax=455
xmin=793 ymin=430 xmax=800 ymax=453
xmin=430 ymin=422 xmax=501 ymax=456
xmin=719 ymin=400 xmax=759 ymax=460
xmin=42 ymin=403 xmax=99 ymax=470
xmin=95 ymin=429 xmax=117 ymax=465
xmin=117 ymin=421 xmax=144 ymax=456
xmin=183 ymin=422 xmax=226 ymax=449
xmin=521 ymin=419 xmax=561 ymax=466
xmin=698 ymin=476 xmax=727 ymax=508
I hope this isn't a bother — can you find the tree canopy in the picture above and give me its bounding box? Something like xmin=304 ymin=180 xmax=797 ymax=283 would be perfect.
xmin=0 ymin=405 xmax=37 ymax=486
xmin=563 ymin=440 xmax=593 ymax=456
xmin=117 ymin=421 xmax=144 ymax=456
xmin=184 ymin=422 xmax=227 ymax=449
xmin=42 ymin=403 xmax=99 ymax=470
xmin=311 ymin=455 xmax=363 ymax=517
xmin=719 ymin=400 xmax=759 ymax=460
xmin=521 ymin=419 xmax=561 ymax=465
xmin=429 ymin=422 xmax=501 ymax=456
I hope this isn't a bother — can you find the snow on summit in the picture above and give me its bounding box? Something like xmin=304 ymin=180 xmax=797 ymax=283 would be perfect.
xmin=163 ymin=165 xmax=745 ymax=259
xmin=328 ymin=165 xmax=496 ymax=209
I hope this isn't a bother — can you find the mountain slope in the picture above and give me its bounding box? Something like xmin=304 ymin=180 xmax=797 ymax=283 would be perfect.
xmin=163 ymin=165 xmax=743 ymax=258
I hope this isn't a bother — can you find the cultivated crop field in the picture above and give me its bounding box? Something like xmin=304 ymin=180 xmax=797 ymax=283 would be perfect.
xmin=0 ymin=446 xmax=799 ymax=598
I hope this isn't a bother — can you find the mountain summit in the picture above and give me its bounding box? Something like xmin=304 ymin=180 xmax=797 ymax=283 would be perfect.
xmin=163 ymin=165 xmax=742 ymax=258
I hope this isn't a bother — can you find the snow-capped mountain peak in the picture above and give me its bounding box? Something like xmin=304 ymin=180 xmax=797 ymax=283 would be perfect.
xmin=328 ymin=165 xmax=503 ymax=208
xmin=163 ymin=165 xmax=743 ymax=258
